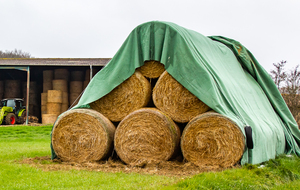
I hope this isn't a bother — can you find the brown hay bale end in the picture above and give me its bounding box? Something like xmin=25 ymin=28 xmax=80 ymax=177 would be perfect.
xmin=71 ymin=70 xmax=84 ymax=81
xmin=62 ymin=92 xmax=68 ymax=104
xmin=43 ymin=82 xmax=52 ymax=93
xmin=42 ymin=114 xmax=58 ymax=124
xmin=181 ymin=112 xmax=245 ymax=168
xmin=54 ymin=69 xmax=69 ymax=81
xmin=43 ymin=70 xmax=53 ymax=83
xmin=4 ymin=80 xmax=21 ymax=98
xmin=41 ymin=93 xmax=48 ymax=106
xmin=47 ymin=90 xmax=62 ymax=103
xmin=47 ymin=102 xmax=62 ymax=114
xmin=53 ymin=80 xmax=68 ymax=93
xmin=114 ymin=108 xmax=181 ymax=165
xmin=153 ymin=71 xmax=210 ymax=123
xmin=136 ymin=60 xmax=165 ymax=78
xmin=69 ymin=81 xmax=83 ymax=93
xmin=61 ymin=103 xmax=69 ymax=113
xmin=69 ymin=92 xmax=81 ymax=107
xmin=90 ymin=71 xmax=151 ymax=122
xmin=52 ymin=109 xmax=116 ymax=162
xmin=41 ymin=105 xmax=47 ymax=114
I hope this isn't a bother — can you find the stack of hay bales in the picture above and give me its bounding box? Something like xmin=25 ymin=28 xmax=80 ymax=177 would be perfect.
xmin=52 ymin=61 xmax=245 ymax=168
xmin=41 ymin=69 xmax=70 ymax=124
xmin=69 ymin=70 xmax=84 ymax=108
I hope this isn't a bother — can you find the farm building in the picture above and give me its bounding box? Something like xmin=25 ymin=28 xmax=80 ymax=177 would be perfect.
xmin=0 ymin=58 xmax=110 ymax=124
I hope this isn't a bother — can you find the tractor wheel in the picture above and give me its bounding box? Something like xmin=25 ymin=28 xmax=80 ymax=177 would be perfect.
xmin=18 ymin=111 xmax=26 ymax=124
xmin=5 ymin=113 xmax=17 ymax=125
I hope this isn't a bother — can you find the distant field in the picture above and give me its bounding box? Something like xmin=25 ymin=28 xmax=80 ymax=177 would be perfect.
xmin=0 ymin=125 xmax=300 ymax=189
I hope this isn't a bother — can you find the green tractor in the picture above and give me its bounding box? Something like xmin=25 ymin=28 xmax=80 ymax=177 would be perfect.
xmin=0 ymin=98 xmax=26 ymax=125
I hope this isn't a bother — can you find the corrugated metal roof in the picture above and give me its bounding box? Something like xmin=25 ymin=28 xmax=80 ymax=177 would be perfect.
xmin=0 ymin=58 xmax=111 ymax=66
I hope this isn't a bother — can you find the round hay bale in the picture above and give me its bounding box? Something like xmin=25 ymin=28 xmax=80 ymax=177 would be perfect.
xmin=41 ymin=93 xmax=48 ymax=106
xmin=28 ymin=93 xmax=38 ymax=105
xmin=69 ymin=92 xmax=81 ymax=107
xmin=43 ymin=70 xmax=53 ymax=83
xmin=22 ymin=81 xmax=37 ymax=95
xmin=54 ymin=69 xmax=69 ymax=81
xmin=83 ymin=80 xmax=89 ymax=90
xmin=70 ymin=70 xmax=84 ymax=81
xmin=42 ymin=114 xmax=58 ymax=124
xmin=47 ymin=90 xmax=62 ymax=103
xmin=53 ymin=80 xmax=68 ymax=93
xmin=90 ymin=71 xmax=151 ymax=122
xmin=61 ymin=103 xmax=69 ymax=113
xmin=136 ymin=60 xmax=165 ymax=78
xmin=69 ymin=81 xmax=83 ymax=93
xmin=114 ymin=108 xmax=181 ymax=165
xmin=47 ymin=102 xmax=62 ymax=114
xmin=181 ymin=112 xmax=245 ymax=168
xmin=43 ymin=82 xmax=52 ymax=93
xmin=52 ymin=109 xmax=116 ymax=162
xmin=153 ymin=71 xmax=210 ymax=123
xmin=4 ymin=80 xmax=21 ymax=98
xmin=62 ymin=92 xmax=68 ymax=104
xmin=41 ymin=105 xmax=47 ymax=114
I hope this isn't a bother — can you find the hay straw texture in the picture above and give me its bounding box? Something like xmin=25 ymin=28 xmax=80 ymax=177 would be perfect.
xmin=47 ymin=90 xmax=62 ymax=103
xmin=114 ymin=108 xmax=181 ymax=165
xmin=54 ymin=69 xmax=69 ymax=81
xmin=136 ymin=60 xmax=165 ymax=78
xmin=43 ymin=70 xmax=53 ymax=83
xmin=42 ymin=114 xmax=58 ymax=124
xmin=90 ymin=71 xmax=151 ymax=122
xmin=47 ymin=102 xmax=62 ymax=114
xmin=181 ymin=112 xmax=245 ymax=168
xmin=153 ymin=71 xmax=210 ymax=123
xmin=70 ymin=81 xmax=83 ymax=93
xmin=53 ymin=80 xmax=68 ymax=92
xmin=52 ymin=109 xmax=116 ymax=162
xmin=41 ymin=93 xmax=48 ymax=105
xmin=43 ymin=82 xmax=52 ymax=93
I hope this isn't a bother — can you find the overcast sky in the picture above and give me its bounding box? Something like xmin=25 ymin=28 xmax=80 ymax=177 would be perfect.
xmin=1 ymin=0 xmax=299 ymax=72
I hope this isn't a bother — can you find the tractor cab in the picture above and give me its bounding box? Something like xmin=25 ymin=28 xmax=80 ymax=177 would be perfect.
xmin=1 ymin=98 xmax=25 ymax=115
xmin=0 ymin=98 xmax=26 ymax=125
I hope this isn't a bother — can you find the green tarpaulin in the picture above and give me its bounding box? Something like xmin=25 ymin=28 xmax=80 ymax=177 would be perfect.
xmin=52 ymin=21 xmax=300 ymax=164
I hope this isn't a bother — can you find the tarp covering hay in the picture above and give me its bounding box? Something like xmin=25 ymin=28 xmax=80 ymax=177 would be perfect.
xmin=90 ymin=71 xmax=151 ymax=122
xmin=52 ymin=109 xmax=115 ymax=162
xmin=136 ymin=60 xmax=165 ymax=78
xmin=52 ymin=21 xmax=300 ymax=165
xmin=181 ymin=112 xmax=245 ymax=168
xmin=114 ymin=108 xmax=180 ymax=165
xmin=153 ymin=71 xmax=210 ymax=123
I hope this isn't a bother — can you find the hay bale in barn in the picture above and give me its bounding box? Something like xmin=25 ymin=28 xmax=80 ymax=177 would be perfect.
xmin=47 ymin=102 xmax=62 ymax=115
xmin=54 ymin=69 xmax=69 ymax=81
xmin=70 ymin=70 xmax=84 ymax=81
xmin=53 ymin=80 xmax=68 ymax=93
xmin=41 ymin=93 xmax=48 ymax=106
xmin=114 ymin=108 xmax=181 ymax=165
xmin=51 ymin=109 xmax=116 ymax=162
xmin=136 ymin=60 xmax=165 ymax=78
xmin=181 ymin=112 xmax=245 ymax=168
xmin=47 ymin=90 xmax=62 ymax=103
xmin=41 ymin=105 xmax=47 ymax=114
xmin=83 ymin=80 xmax=89 ymax=90
xmin=90 ymin=71 xmax=151 ymax=122
xmin=69 ymin=93 xmax=81 ymax=107
xmin=69 ymin=81 xmax=83 ymax=93
xmin=61 ymin=103 xmax=69 ymax=113
xmin=43 ymin=70 xmax=53 ymax=83
xmin=62 ymin=92 xmax=68 ymax=104
xmin=43 ymin=82 xmax=52 ymax=93
xmin=4 ymin=80 xmax=21 ymax=98
xmin=153 ymin=71 xmax=210 ymax=123
xmin=42 ymin=114 xmax=58 ymax=124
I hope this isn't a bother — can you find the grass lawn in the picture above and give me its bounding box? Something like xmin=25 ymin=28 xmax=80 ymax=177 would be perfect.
xmin=0 ymin=125 xmax=300 ymax=189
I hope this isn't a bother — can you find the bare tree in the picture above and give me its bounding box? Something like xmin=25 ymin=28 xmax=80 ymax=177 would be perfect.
xmin=0 ymin=49 xmax=32 ymax=58
xmin=281 ymin=65 xmax=300 ymax=124
xmin=270 ymin=60 xmax=287 ymax=91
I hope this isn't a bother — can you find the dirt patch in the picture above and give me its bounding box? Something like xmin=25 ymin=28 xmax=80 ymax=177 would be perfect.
xmin=20 ymin=156 xmax=241 ymax=177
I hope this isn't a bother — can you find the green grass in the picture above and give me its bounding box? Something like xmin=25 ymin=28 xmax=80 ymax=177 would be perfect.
xmin=0 ymin=125 xmax=300 ymax=189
